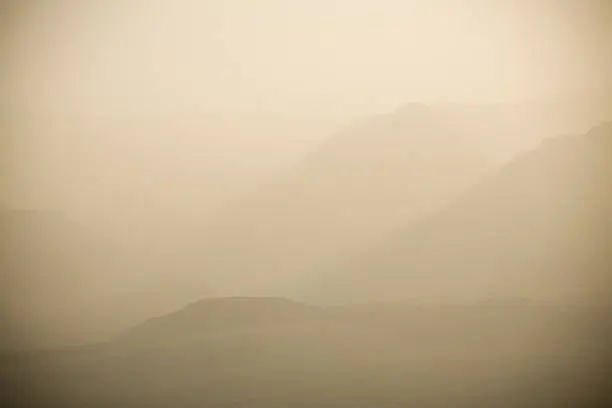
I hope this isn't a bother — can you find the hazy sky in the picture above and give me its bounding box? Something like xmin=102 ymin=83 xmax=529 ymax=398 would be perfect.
xmin=4 ymin=0 xmax=612 ymax=117
xmin=3 ymin=0 xmax=612 ymax=222
xmin=2 ymin=1 xmax=611 ymax=347
xmin=1 ymin=0 xmax=606 ymax=247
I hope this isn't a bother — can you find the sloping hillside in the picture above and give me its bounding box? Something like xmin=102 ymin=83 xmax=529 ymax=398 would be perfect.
xmin=318 ymin=121 xmax=612 ymax=304
xmin=187 ymin=104 xmax=495 ymax=295
xmin=182 ymin=94 xmax=612 ymax=297
xmin=1 ymin=297 xmax=605 ymax=408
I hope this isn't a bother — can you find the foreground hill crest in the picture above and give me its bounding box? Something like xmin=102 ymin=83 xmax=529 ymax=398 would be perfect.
xmin=120 ymin=297 xmax=325 ymax=340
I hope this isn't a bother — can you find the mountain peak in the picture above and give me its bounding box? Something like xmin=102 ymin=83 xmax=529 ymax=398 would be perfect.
xmin=120 ymin=297 xmax=324 ymax=341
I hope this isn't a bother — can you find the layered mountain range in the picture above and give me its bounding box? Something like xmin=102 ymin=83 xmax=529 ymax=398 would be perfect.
xmin=317 ymin=121 xmax=612 ymax=304
xmin=178 ymin=94 xmax=612 ymax=297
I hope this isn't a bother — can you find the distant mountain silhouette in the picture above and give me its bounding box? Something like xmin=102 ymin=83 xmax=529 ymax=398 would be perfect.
xmin=318 ymin=121 xmax=612 ymax=304
xmin=184 ymin=105 xmax=493 ymax=295
xmin=179 ymin=93 xmax=612 ymax=297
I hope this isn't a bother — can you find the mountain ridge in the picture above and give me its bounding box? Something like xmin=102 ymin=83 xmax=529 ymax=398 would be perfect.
xmin=313 ymin=121 xmax=612 ymax=304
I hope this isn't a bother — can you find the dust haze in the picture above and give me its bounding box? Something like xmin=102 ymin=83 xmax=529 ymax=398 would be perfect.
xmin=1 ymin=1 xmax=612 ymax=407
